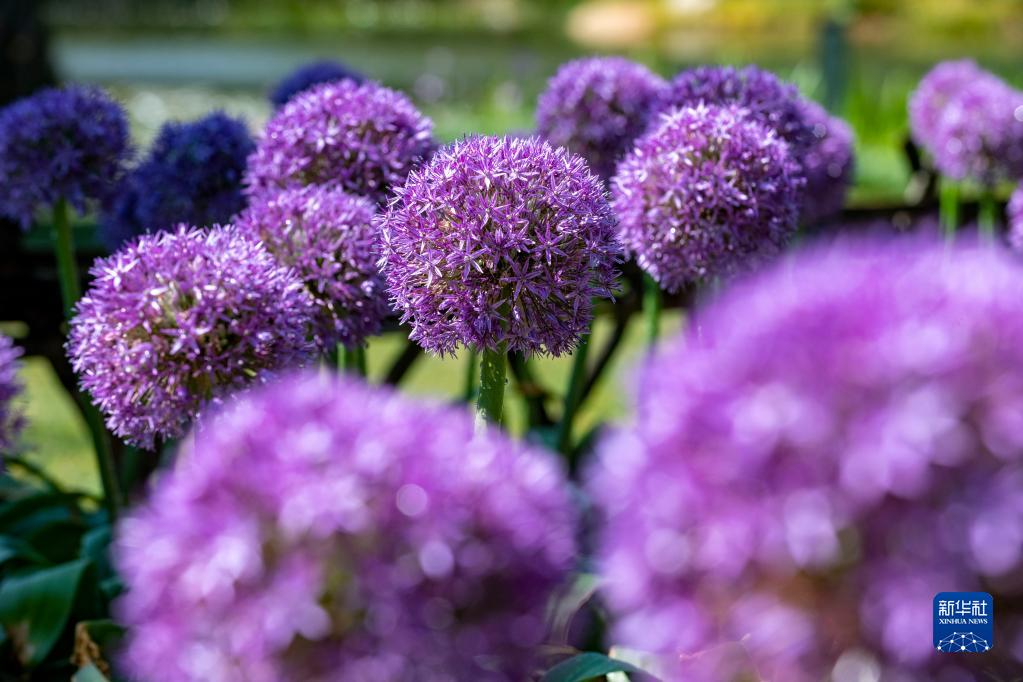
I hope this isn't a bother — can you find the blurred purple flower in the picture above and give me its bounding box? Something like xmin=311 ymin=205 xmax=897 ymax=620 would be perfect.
xmin=116 ymin=372 xmax=577 ymax=681
xmin=589 ymin=237 xmax=1023 ymax=681
xmin=0 ymin=85 xmax=129 ymax=228
xmin=378 ymin=134 xmax=619 ymax=356
xmin=1009 ymin=183 xmax=1023 ymax=252
xmin=269 ymin=59 xmax=365 ymax=109
xmin=0 ymin=335 xmax=23 ymax=453
xmin=245 ymin=80 xmax=434 ymax=204
xmin=236 ymin=186 xmax=390 ymax=349
xmin=799 ymin=99 xmax=855 ymax=224
xmin=67 ymin=226 xmax=316 ymax=448
xmin=612 ymin=104 xmax=803 ymax=292
xmin=101 ymin=112 xmax=254 ymax=249
xmin=536 ymin=56 xmax=666 ymax=181
xmin=909 ymin=60 xmax=986 ymax=154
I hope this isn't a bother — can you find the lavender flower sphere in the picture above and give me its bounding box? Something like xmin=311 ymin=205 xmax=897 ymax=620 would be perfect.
xmin=236 ymin=186 xmax=389 ymax=349
xmin=0 ymin=335 xmax=23 ymax=453
xmin=1009 ymin=183 xmax=1023 ymax=252
xmin=536 ymin=57 xmax=666 ymax=181
xmin=116 ymin=372 xmax=577 ymax=682
xmin=590 ymin=238 xmax=1023 ymax=681
xmin=101 ymin=112 xmax=254 ymax=249
xmin=68 ymin=226 xmax=316 ymax=448
xmin=613 ymin=104 xmax=803 ymax=292
xmin=245 ymin=80 xmax=434 ymax=203
xmin=378 ymin=134 xmax=619 ymax=356
xmin=799 ymin=99 xmax=854 ymax=224
xmin=0 ymin=85 xmax=129 ymax=227
xmin=657 ymin=65 xmax=815 ymax=158
xmin=908 ymin=60 xmax=987 ymax=154
xmin=269 ymin=59 xmax=365 ymax=108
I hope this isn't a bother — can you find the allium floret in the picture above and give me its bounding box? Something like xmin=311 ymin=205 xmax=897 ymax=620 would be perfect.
xmin=378 ymin=134 xmax=619 ymax=356
xmin=115 ymin=372 xmax=578 ymax=682
xmin=798 ymin=99 xmax=855 ymax=224
xmin=0 ymin=335 xmax=24 ymax=453
xmin=68 ymin=225 xmax=316 ymax=448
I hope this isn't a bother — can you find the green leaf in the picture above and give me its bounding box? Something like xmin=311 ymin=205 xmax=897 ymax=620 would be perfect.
xmin=0 ymin=535 xmax=48 ymax=569
xmin=72 ymin=662 xmax=110 ymax=682
xmin=541 ymin=652 xmax=650 ymax=682
xmin=0 ymin=559 xmax=96 ymax=667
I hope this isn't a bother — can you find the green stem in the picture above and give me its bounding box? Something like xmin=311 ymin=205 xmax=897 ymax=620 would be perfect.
xmin=939 ymin=178 xmax=960 ymax=241
xmin=341 ymin=345 xmax=366 ymax=376
xmin=475 ymin=346 xmax=506 ymax=429
xmin=462 ymin=348 xmax=478 ymax=403
xmin=53 ymin=200 xmax=122 ymax=519
xmin=643 ymin=274 xmax=662 ymax=349
xmin=978 ymin=191 xmax=998 ymax=243
xmin=555 ymin=333 xmax=589 ymax=455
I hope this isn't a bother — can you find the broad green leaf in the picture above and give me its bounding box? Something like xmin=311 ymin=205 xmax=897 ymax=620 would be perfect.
xmin=0 ymin=535 xmax=48 ymax=569
xmin=0 ymin=559 xmax=96 ymax=667
xmin=541 ymin=652 xmax=650 ymax=682
xmin=72 ymin=662 xmax=110 ymax=682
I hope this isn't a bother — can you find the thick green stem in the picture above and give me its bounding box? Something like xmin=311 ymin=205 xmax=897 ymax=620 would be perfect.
xmin=462 ymin=348 xmax=478 ymax=403
xmin=643 ymin=274 xmax=662 ymax=349
xmin=939 ymin=179 xmax=960 ymax=241
xmin=978 ymin=191 xmax=998 ymax=243
xmin=341 ymin=345 xmax=366 ymax=376
xmin=556 ymin=333 xmax=589 ymax=455
xmin=53 ymin=200 xmax=122 ymax=519
xmin=475 ymin=347 xmax=506 ymax=428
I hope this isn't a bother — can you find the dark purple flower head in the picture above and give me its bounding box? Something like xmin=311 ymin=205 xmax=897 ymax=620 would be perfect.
xmin=0 ymin=85 xmax=129 ymax=227
xmin=536 ymin=56 xmax=666 ymax=181
xmin=245 ymin=80 xmax=434 ymax=204
xmin=613 ymin=104 xmax=803 ymax=292
xmin=101 ymin=112 xmax=254 ymax=249
xmin=68 ymin=225 xmax=316 ymax=448
xmin=798 ymin=99 xmax=855 ymax=224
xmin=657 ymin=65 xmax=815 ymax=158
xmin=236 ymin=186 xmax=390 ymax=349
xmin=269 ymin=59 xmax=365 ymax=109
xmin=378 ymin=134 xmax=620 ymax=356
xmin=909 ymin=60 xmax=987 ymax=153
xmin=116 ymin=372 xmax=577 ymax=682
xmin=0 ymin=335 xmax=23 ymax=453
xmin=589 ymin=237 xmax=1023 ymax=681
xmin=1009 ymin=183 xmax=1023 ymax=252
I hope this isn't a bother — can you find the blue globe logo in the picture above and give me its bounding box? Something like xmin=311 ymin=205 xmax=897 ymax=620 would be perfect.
xmin=937 ymin=632 xmax=991 ymax=653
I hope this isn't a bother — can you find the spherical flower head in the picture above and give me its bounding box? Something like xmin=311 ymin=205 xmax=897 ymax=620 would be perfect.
xmin=115 ymin=372 xmax=578 ymax=682
xmin=1009 ymin=183 xmax=1023 ymax=252
xmin=798 ymin=99 xmax=855 ymax=224
xmin=612 ymin=104 xmax=803 ymax=292
xmin=0 ymin=85 xmax=129 ymax=228
xmin=236 ymin=186 xmax=390 ymax=349
xmin=269 ymin=60 xmax=365 ymax=109
xmin=0 ymin=335 xmax=24 ymax=453
xmin=909 ymin=60 xmax=987 ymax=151
xmin=589 ymin=237 xmax=1023 ymax=680
xmin=536 ymin=57 xmax=667 ymax=181
xmin=68 ymin=225 xmax=316 ymax=448
xmin=657 ymin=65 xmax=815 ymax=158
xmin=378 ymin=134 xmax=619 ymax=356
xmin=245 ymin=80 xmax=435 ymax=203
xmin=101 ymin=111 xmax=254 ymax=249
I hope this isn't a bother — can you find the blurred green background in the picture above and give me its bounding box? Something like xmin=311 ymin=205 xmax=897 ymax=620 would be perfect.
xmin=13 ymin=0 xmax=1023 ymax=491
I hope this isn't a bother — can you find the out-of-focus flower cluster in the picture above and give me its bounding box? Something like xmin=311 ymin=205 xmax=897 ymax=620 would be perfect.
xmin=269 ymin=59 xmax=365 ymax=109
xmin=910 ymin=60 xmax=1023 ymax=183
xmin=1009 ymin=183 xmax=1023 ymax=252
xmin=536 ymin=56 xmax=666 ymax=181
xmin=0 ymin=335 xmax=23 ymax=453
xmin=799 ymin=99 xmax=855 ymax=225
xmin=68 ymin=226 xmax=316 ymax=448
xmin=237 ymin=186 xmax=390 ymax=350
xmin=101 ymin=112 xmax=254 ymax=249
xmin=613 ymin=104 xmax=804 ymax=292
xmin=116 ymin=372 xmax=577 ymax=682
xmin=0 ymin=85 xmax=129 ymax=227
xmin=590 ymin=238 xmax=1023 ymax=681
xmin=245 ymin=79 xmax=434 ymax=204
xmin=379 ymin=134 xmax=619 ymax=356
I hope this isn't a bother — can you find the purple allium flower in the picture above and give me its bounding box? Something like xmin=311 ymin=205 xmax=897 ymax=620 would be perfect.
xmin=798 ymin=99 xmax=855 ymax=224
xmin=0 ymin=335 xmax=23 ymax=453
xmin=657 ymin=65 xmax=815 ymax=158
xmin=612 ymin=104 xmax=803 ymax=292
xmin=269 ymin=59 xmax=365 ymax=109
xmin=378 ymin=134 xmax=619 ymax=356
xmin=236 ymin=186 xmax=390 ymax=349
xmin=245 ymin=80 xmax=434 ymax=204
xmin=589 ymin=237 xmax=1023 ymax=681
xmin=0 ymin=85 xmax=129 ymax=228
xmin=115 ymin=372 xmax=577 ymax=682
xmin=101 ymin=112 xmax=254 ymax=249
xmin=1009 ymin=183 xmax=1023 ymax=252
xmin=535 ymin=57 xmax=666 ymax=181
xmin=68 ymin=226 xmax=316 ymax=448
xmin=908 ymin=60 xmax=987 ymax=154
